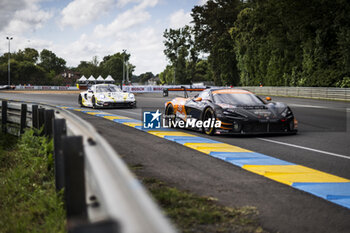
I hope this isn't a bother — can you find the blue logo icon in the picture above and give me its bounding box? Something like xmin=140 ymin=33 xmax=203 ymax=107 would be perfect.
xmin=143 ymin=110 xmax=162 ymax=129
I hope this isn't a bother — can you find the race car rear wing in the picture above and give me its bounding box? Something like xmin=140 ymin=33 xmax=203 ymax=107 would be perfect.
xmin=163 ymin=86 xmax=209 ymax=98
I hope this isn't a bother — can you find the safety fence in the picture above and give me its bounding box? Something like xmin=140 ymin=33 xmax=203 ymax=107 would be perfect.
xmin=0 ymin=99 xmax=176 ymax=233
xmin=240 ymin=86 xmax=350 ymax=101
xmin=14 ymin=85 xmax=79 ymax=90
xmin=9 ymin=85 xmax=350 ymax=101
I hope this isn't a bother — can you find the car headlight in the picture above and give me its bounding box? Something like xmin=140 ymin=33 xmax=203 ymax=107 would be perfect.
xmin=129 ymin=93 xmax=134 ymax=99
xmin=99 ymin=94 xmax=105 ymax=99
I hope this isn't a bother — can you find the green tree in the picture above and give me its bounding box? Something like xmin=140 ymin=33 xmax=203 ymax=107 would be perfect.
xmin=232 ymin=0 xmax=350 ymax=87
xmin=163 ymin=25 xmax=196 ymax=84
xmin=76 ymin=56 xmax=101 ymax=78
xmin=39 ymin=49 xmax=66 ymax=76
xmin=99 ymin=51 xmax=134 ymax=84
xmin=193 ymin=59 xmax=212 ymax=83
xmin=138 ymin=72 xmax=155 ymax=84
xmin=159 ymin=65 xmax=175 ymax=84
xmin=13 ymin=48 xmax=39 ymax=63
xmin=191 ymin=0 xmax=242 ymax=85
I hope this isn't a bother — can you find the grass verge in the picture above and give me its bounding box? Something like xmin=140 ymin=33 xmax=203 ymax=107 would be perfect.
xmin=0 ymin=130 xmax=66 ymax=233
xmin=140 ymin=176 xmax=267 ymax=233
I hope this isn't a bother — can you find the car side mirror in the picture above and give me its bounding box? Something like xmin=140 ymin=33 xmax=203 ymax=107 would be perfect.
xmin=265 ymin=96 xmax=272 ymax=101
xmin=194 ymin=97 xmax=202 ymax=102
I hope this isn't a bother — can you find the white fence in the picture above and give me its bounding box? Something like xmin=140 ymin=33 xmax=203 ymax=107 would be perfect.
xmin=242 ymin=86 xmax=350 ymax=101
xmin=12 ymin=85 xmax=350 ymax=101
xmin=14 ymin=85 xmax=79 ymax=90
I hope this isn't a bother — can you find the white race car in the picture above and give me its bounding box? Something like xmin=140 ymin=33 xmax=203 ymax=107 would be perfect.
xmin=78 ymin=84 xmax=136 ymax=108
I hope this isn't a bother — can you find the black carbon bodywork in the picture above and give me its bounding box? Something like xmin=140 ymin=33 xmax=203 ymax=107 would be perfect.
xmin=166 ymin=88 xmax=298 ymax=135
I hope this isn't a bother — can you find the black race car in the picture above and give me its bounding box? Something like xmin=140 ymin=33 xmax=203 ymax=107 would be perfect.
xmin=164 ymin=88 xmax=298 ymax=135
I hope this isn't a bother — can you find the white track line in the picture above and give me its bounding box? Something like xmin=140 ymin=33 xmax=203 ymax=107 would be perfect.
xmin=289 ymin=104 xmax=350 ymax=111
xmin=257 ymin=138 xmax=350 ymax=160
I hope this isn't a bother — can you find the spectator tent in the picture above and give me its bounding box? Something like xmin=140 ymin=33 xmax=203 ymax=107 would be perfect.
xmin=96 ymin=75 xmax=105 ymax=84
xmin=87 ymin=75 xmax=96 ymax=84
xmin=105 ymin=75 xmax=115 ymax=84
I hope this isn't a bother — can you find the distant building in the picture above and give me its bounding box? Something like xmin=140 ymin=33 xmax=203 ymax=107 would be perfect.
xmin=59 ymin=70 xmax=81 ymax=85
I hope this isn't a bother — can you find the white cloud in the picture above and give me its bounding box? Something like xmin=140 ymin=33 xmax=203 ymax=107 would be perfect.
xmin=0 ymin=0 xmax=52 ymax=35
xmin=118 ymin=27 xmax=166 ymax=74
xmin=53 ymin=34 xmax=106 ymax=67
xmin=0 ymin=0 xmax=26 ymax=31
xmin=90 ymin=0 xmax=162 ymax=74
xmin=197 ymin=0 xmax=208 ymax=5
xmin=0 ymin=36 xmax=53 ymax=58
xmin=169 ymin=9 xmax=192 ymax=29
xmin=94 ymin=0 xmax=158 ymax=38
xmin=60 ymin=0 xmax=115 ymax=28
xmin=94 ymin=7 xmax=150 ymax=37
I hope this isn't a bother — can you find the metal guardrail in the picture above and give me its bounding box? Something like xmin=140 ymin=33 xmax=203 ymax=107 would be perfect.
xmin=161 ymin=86 xmax=349 ymax=101
xmin=242 ymin=86 xmax=350 ymax=101
xmin=0 ymin=99 xmax=176 ymax=233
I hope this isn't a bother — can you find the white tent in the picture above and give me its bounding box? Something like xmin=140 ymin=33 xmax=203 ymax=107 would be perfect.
xmin=87 ymin=75 xmax=96 ymax=84
xmin=78 ymin=75 xmax=87 ymax=83
xmin=105 ymin=75 xmax=115 ymax=84
xmin=96 ymin=75 xmax=104 ymax=83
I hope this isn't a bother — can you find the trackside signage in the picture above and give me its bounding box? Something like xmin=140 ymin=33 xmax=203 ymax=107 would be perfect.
xmin=142 ymin=109 xmax=221 ymax=129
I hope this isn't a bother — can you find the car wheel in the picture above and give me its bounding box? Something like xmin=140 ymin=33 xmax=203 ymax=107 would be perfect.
xmin=78 ymin=95 xmax=83 ymax=107
xmin=165 ymin=104 xmax=176 ymax=128
xmin=202 ymin=107 xmax=216 ymax=135
xmin=92 ymin=96 xmax=97 ymax=109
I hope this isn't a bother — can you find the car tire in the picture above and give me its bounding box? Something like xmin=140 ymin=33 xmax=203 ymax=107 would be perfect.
xmin=92 ymin=96 xmax=97 ymax=109
xmin=78 ymin=95 xmax=83 ymax=107
xmin=202 ymin=107 xmax=216 ymax=135
xmin=165 ymin=104 xmax=176 ymax=128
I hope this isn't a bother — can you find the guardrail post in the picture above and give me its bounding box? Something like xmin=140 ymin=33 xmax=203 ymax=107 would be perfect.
xmin=44 ymin=109 xmax=55 ymax=137
xmin=32 ymin=105 xmax=38 ymax=129
xmin=62 ymin=135 xmax=87 ymax=220
xmin=38 ymin=108 xmax=45 ymax=135
xmin=53 ymin=118 xmax=67 ymax=191
xmin=20 ymin=104 xmax=27 ymax=134
xmin=2 ymin=101 xmax=7 ymax=133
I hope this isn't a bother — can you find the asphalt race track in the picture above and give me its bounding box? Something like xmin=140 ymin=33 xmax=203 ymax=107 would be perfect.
xmin=1 ymin=91 xmax=349 ymax=233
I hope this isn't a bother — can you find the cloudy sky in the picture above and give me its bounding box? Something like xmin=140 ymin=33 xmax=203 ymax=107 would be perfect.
xmin=0 ymin=0 xmax=207 ymax=75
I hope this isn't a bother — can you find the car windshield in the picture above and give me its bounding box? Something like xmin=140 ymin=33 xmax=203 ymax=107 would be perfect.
xmin=96 ymin=85 xmax=121 ymax=93
xmin=213 ymin=93 xmax=265 ymax=106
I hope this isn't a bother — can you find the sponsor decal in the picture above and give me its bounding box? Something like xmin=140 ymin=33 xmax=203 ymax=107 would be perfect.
xmin=152 ymin=87 xmax=163 ymax=91
xmin=131 ymin=87 xmax=145 ymax=92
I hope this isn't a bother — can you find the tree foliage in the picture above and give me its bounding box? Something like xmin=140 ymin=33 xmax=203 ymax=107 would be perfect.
xmin=163 ymin=26 xmax=196 ymax=84
xmin=232 ymin=0 xmax=350 ymax=87
xmin=191 ymin=0 xmax=241 ymax=85
xmin=0 ymin=48 xmax=66 ymax=85
xmin=39 ymin=49 xmax=66 ymax=75
xmin=160 ymin=0 xmax=350 ymax=87
xmin=75 ymin=52 xmax=135 ymax=84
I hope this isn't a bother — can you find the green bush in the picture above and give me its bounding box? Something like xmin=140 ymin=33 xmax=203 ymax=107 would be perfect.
xmin=0 ymin=130 xmax=66 ymax=233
